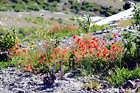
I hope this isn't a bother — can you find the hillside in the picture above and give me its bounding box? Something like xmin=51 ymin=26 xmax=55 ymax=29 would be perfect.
xmin=0 ymin=0 xmax=127 ymax=17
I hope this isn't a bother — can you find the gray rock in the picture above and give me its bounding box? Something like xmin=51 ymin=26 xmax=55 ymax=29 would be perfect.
xmin=123 ymin=80 xmax=136 ymax=89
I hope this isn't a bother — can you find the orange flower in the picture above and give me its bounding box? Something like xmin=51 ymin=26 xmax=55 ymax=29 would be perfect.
xmin=118 ymin=45 xmax=122 ymax=48
xmin=49 ymin=59 xmax=52 ymax=63
xmin=96 ymin=52 xmax=101 ymax=57
xmin=72 ymin=35 xmax=77 ymax=39
xmin=95 ymin=39 xmax=99 ymax=42
xmin=27 ymin=32 xmax=30 ymax=35
xmin=54 ymin=48 xmax=60 ymax=53
xmin=51 ymin=54 xmax=55 ymax=59
xmin=26 ymin=65 xmax=32 ymax=71
xmin=110 ymin=55 xmax=115 ymax=60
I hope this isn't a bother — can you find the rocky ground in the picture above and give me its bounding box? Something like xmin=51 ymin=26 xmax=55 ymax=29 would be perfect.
xmin=0 ymin=25 xmax=140 ymax=93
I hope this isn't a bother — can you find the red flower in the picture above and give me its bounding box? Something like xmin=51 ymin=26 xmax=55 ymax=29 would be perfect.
xmin=10 ymin=48 xmax=13 ymax=51
xmin=102 ymin=53 xmax=106 ymax=58
xmin=110 ymin=55 xmax=115 ymax=60
xmin=103 ymin=38 xmax=106 ymax=40
xmin=92 ymin=37 xmax=96 ymax=40
xmin=15 ymin=47 xmax=19 ymax=50
xmin=111 ymin=44 xmax=116 ymax=50
xmin=26 ymin=65 xmax=32 ymax=71
xmin=44 ymin=43 xmax=47 ymax=47
xmin=77 ymin=38 xmax=81 ymax=42
xmin=113 ymin=33 xmax=117 ymax=37
xmin=38 ymin=60 xmax=42 ymax=64
xmin=96 ymin=52 xmax=101 ymax=57
xmin=102 ymin=42 xmax=105 ymax=46
xmin=14 ymin=51 xmax=17 ymax=54
xmin=16 ymin=41 xmax=18 ymax=44
xmin=23 ymin=49 xmax=27 ymax=52
xmin=72 ymin=35 xmax=77 ymax=39
xmin=72 ymin=51 xmax=75 ymax=54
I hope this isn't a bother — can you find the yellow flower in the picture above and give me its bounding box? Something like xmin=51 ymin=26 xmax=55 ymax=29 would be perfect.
xmin=38 ymin=36 xmax=40 ymax=38
xmin=27 ymin=43 xmax=30 ymax=46
xmin=44 ymin=36 xmax=46 ymax=38
xmin=31 ymin=45 xmax=34 ymax=48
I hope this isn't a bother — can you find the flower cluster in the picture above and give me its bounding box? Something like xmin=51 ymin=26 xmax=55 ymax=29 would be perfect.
xmin=72 ymin=33 xmax=123 ymax=73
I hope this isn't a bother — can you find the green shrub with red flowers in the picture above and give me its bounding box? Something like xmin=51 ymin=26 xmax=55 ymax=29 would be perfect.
xmin=71 ymin=33 xmax=124 ymax=76
xmin=0 ymin=27 xmax=17 ymax=52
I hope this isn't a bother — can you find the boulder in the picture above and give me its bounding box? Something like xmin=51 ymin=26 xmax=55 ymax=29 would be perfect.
xmin=123 ymin=1 xmax=134 ymax=10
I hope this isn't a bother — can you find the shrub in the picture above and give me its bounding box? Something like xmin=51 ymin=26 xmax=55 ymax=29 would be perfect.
xmin=132 ymin=3 xmax=140 ymax=30
xmin=0 ymin=27 xmax=17 ymax=52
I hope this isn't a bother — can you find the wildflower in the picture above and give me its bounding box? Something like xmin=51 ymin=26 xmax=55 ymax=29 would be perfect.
xmin=72 ymin=51 xmax=75 ymax=54
xmin=113 ymin=33 xmax=117 ymax=37
xmin=38 ymin=60 xmax=42 ymax=64
xmin=92 ymin=37 xmax=96 ymax=40
xmin=27 ymin=32 xmax=30 ymax=35
xmin=10 ymin=48 xmax=13 ymax=51
xmin=95 ymin=39 xmax=99 ymax=42
xmin=118 ymin=45 xmax=122 ymax=48
xmin=15 ymin=47 xmax=19 ymax=50
xmin=44 ymin=43 xmax=47 ymax=47
xmin=96 ymin=52 xmax=101 ymax=57
xmin=16 ymin=41 xmax=18 ymax=44
xmin=102 ymin=42 xmax=106 ymax=46
xmin=49 ymin=59 xmax=52 ymax=62
xmin=27 ymin=43 xmax=30 ymax=46
xmin=103 ymin=38 xmax=106 ymax=40
xmin=50 ymin=42 xmax=52 ymax=44
xmin=14 ymin=51 xmax=17 ymax=54
xmin=38 ymin=36 xmax=40 ymax=38
xmin=77 ymin=38 xmax=81 ymax=42
xmin=72 ymin=35 xmax=77 ymax=39
xmin=26 ymin=65 xmax=32 ymax=71
xmin=23 ymin=49 xmax=27 ymax=52
xmin=110 ymin=55 xmax=115 ymax=60
xmin=51 ymin=54 xmax=55 ymax=59
xmin=44 ymin=36 xmax=46 ymax=38
xmin=31 ymin=45 xmax=34 ymax=48
xmin=111 ymin=44 xmax=116 ymax=50
xmin=102 ymin=53 xmax=106 ymax=58
xmin=54 ymin=48 xmax=60 ymax=53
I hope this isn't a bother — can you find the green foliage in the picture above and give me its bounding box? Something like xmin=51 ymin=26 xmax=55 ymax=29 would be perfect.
xmin=107 ymin=66 xmax=140 ymax=87
xmin=68 ymin=0 xmax=120 ymax=17
xmin=0 ymin=0 xmax=60 ymax=12
xmin=82 ymin=80 xmax=102 ymax=90
xmin=0 ymin=28 xmax=17 ymax=52
xmin=132 ymin=3 xmax=140 ymax=30
xmin=122 ymin=31 xmax=140 ymax=67
xmin=73 ymin=14 xmax=92 ymax=33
